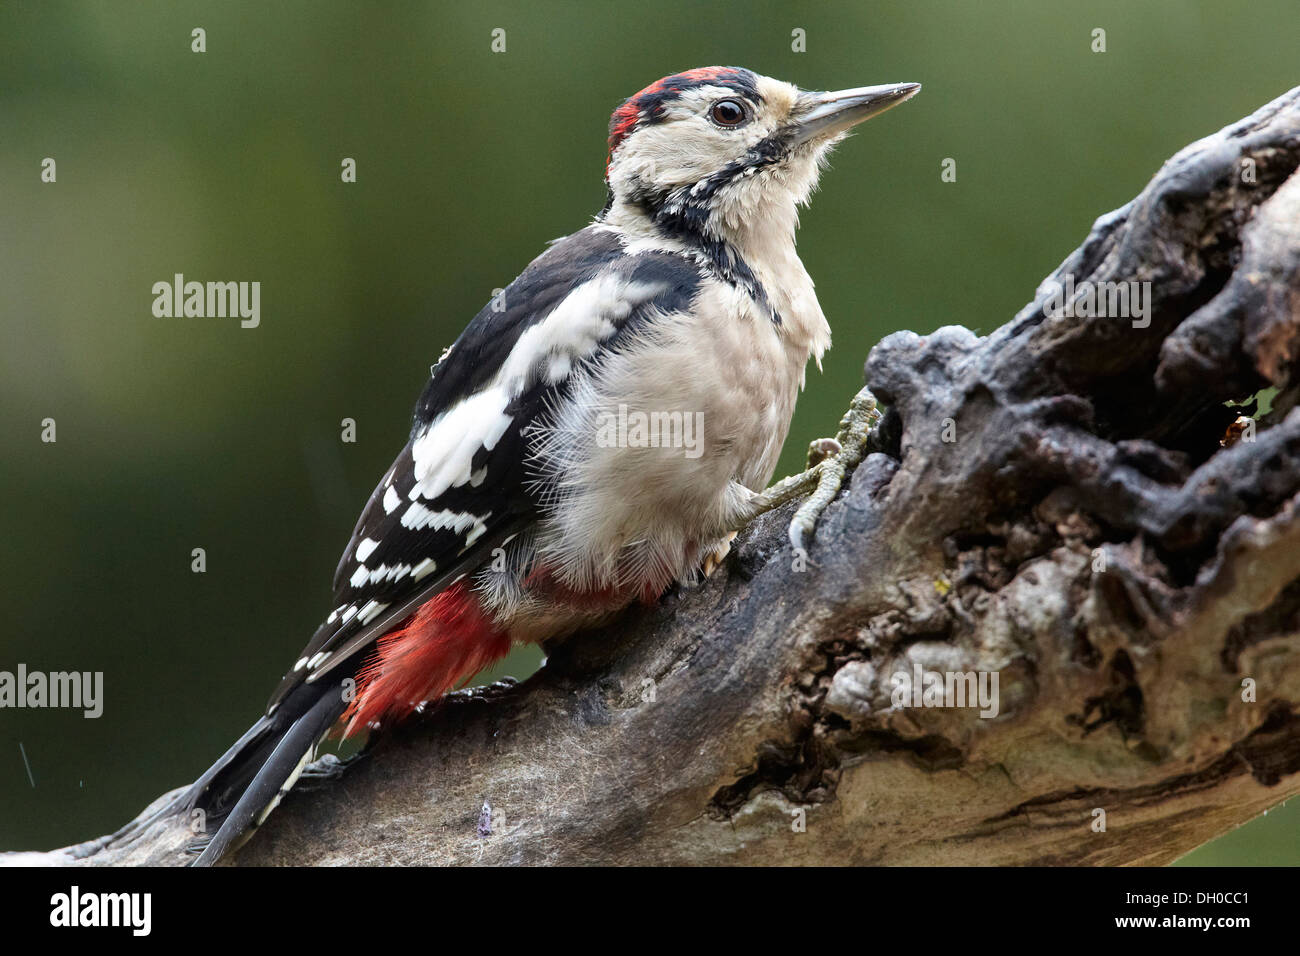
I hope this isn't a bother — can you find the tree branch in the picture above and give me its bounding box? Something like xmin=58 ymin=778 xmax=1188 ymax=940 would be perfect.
xmin=10 ymin=86 xmax=1300 ymax=867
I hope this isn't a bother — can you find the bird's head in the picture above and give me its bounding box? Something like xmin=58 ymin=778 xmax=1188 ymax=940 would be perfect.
xmin=602 ymin=67 xmax=919 ymax=243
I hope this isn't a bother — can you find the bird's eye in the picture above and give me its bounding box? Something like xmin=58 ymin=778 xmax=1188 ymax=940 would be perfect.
xmin=710 ymin=99 xmax=747 ymax=127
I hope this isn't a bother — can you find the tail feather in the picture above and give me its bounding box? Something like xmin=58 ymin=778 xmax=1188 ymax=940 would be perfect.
xmin=182 ymin=582 xmax=509 ymax=864
xmin=185 ymin=681 xmax=347 ymax=866
xmin=182 ymin=715 xmax=276 ymax=811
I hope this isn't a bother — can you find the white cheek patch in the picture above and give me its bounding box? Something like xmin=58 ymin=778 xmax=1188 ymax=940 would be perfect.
xmin=613 ymin=85 xmax=773 ymax=189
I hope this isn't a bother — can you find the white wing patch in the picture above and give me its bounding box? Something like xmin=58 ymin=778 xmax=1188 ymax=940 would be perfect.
xmin=357 ymin=600 xmax=389 ymax=626
xmin=409 ymin=274 xmax=667 ymax=506
xmin=410 ymin=386 xmax=514 ymax=503
xmin=400 ymin=503 xmax=489 ymax=544
xmin=497 ymin=273 xmax=659 ymax=386
xmin=355 ymin=537 xmax=380 ymax=563
xmin=350 ymin=563 xmax=415 ymax=588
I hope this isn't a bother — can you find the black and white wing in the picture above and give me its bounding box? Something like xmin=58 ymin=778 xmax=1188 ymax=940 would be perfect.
xmin=265 ymin=225 xmax=705 ymax=713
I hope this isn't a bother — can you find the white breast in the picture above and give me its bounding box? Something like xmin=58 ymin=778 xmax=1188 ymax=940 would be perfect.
xmin=525 ymin=272 xmax=821 ymax=598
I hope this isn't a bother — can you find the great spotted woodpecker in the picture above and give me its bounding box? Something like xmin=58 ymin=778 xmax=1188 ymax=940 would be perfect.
xmin=182 ymin=66 xmax=919 ymax=864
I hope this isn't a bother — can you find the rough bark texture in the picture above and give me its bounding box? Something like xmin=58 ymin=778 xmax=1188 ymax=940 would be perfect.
xmin=9 ymin=87 xmax=1300 ymax=867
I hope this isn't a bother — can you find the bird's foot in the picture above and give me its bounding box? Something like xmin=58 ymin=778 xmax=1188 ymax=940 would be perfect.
xmin=701 ymin=531 xmax=739 ymax=578
xmin=735 ymin=385 xmax=880 ymax=557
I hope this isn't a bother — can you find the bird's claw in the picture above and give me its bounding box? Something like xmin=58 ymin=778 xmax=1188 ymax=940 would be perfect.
xmin=701 ymin=531 xmax=739 ymax=578
xmin=806 ymin=437 xmax=843 ymax=469
xmin=787 ymin=386 xmax=880 ymax=555
xmin=729 ymin=386 xmax=880 ymax=560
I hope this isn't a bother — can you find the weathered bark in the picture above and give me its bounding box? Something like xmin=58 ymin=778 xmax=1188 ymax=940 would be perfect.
xmin=9 ymin=87 xmax=1300 ymax=867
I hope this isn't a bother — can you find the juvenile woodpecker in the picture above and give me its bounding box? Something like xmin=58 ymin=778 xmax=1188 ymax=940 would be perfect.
xmin=181 ymin=66 xmax=919 ymax=864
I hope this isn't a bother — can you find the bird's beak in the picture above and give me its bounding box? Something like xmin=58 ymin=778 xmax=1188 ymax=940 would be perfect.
xmin=788 ymin=82 xmax=921 ymax=147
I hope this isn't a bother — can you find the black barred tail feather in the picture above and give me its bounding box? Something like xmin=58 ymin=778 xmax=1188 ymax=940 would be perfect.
xmin=183 ymin=677 xmax=350 ymax=866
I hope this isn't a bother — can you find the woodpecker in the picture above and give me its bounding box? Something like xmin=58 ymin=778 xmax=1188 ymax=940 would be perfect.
xmin=180 ymin=67 xmax=919 ymax=864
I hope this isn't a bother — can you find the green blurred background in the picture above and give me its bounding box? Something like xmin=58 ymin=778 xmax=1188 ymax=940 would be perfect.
xmin=1 ymin=0 xmax=1295 ymax=861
